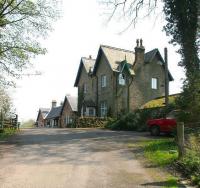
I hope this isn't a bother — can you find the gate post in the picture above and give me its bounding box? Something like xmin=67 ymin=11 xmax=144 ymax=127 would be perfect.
xmin=0 ymin=110 xmax=4 ymax=129
xmin=177 ymin=122 xmax=185 ymax=159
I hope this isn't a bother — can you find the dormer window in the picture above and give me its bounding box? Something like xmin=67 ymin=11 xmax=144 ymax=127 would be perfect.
xmin=118 ymin=73 xmax=126 ymax=85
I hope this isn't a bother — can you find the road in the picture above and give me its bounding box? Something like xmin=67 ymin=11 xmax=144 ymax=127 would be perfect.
xmin=0 ymin=128 xmax=180 ymax=188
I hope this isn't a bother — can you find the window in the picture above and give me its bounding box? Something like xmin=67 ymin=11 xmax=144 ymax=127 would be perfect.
xmin=89 ymin=108 xmax=95 ymax=116
xmin=100 ymin=101 xmax=107 ymax=117
xmin=65 ymin=115 xmax=72 ymax=124
xmin=118 ymin=73 xmax=126 ymax=85
xmin=101 ymin=75 xmax=107 ymax=88
xmin=151 ymin=78 xmax=158 ymax=89
xmin=83 ymin=83 xmax=87 ymax=93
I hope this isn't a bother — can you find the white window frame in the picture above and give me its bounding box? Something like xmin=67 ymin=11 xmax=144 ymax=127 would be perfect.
xmin=83 ymin=83 xmax=87 ymax=93
xmin=151 ymin=78 xmax=158 ymax=89
xmin=100 ymin=101 xmax=107 ymax=117
xmin=101 ymin=75 xmax=107 ymax=88
xmin=118 ymin=73 xmax=126 ymax=85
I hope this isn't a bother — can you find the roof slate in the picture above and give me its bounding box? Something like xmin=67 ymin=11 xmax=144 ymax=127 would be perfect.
xmin=46 ymin=106 xmax=62 ymax=119
xmin=82 ymin=57 xmax=95 ymax=73
xmin=74 ymin=57 xmax=96 ymax=86
xmin=75 ymin=44 xmax=174 ymax=86
xmin=100 ymin=45 xmax=135 ymax=73
xmin=144 ymin=49 xmax=158 ymax=63
xmin=67 ymin=96 xmax=77 ymax=111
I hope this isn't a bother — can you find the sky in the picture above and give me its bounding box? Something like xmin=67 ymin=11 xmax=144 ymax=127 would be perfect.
xmin=10 ymin=0 xmax=185 ymax=122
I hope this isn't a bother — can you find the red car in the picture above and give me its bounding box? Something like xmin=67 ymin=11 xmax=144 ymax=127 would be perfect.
xmin=147 ymin=111 xmax=177 ymax=136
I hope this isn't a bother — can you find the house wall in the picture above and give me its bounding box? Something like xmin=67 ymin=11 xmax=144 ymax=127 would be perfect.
xmin=77 ymin=66 xmax=97 ymax=115
xmin=37 ymin=111 xmax=45 ymax=127
xmin=96 ymin=54 xmax=115 ymax=116
xmin=129 ymin=55 xmax=165 ymax=111
xmin=76 ymin=47 xmax=168 ymax=118
xmin=60 ymin=99 xmax=77 ymax=127
xmin=114 ymin=69 xmax=130 ymax=116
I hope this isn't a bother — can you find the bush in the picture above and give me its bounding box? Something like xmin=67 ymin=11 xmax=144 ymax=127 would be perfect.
xmin=105 ymin=105 xmax=176 ymax=131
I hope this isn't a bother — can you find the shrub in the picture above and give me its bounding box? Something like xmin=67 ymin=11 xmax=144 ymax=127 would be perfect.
xmin=105 ymin=105 xmax=175 ymax=131
xmin=105 ymin=104 xmax=176 ymax=131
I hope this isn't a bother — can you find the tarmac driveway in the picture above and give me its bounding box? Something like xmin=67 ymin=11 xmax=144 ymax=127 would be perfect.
xmin=0 ymin=128 xmax=178 ymax=188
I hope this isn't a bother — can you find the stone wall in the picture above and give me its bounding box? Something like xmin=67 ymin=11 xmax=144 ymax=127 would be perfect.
xmin=74 ymin=117 xmax=107 ymax=128
xmin=129 ymin=55 xmax=165 ymax=111
xmin=60 ymin=98 xmax=77 ymax=128
xmin=96 ymin=54 xmax=115 ymax=116
xmin=37 ymin=111 xmax=45 ymax=127
xmin=77 ymin=67 xmax=97 ymax=114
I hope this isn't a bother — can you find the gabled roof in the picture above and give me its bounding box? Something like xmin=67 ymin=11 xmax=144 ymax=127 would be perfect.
xmin=93 ymin=45 xmax=173 ymax=81
xmin=144 ymin=48 xmax=174 ymax=81
xmin=144 ymin=48 xmax=158 ymax=63
xmin=46 ymin=106 xmax=62 ymax=119
xmin=40 ymin=108 xmax=50 ymax=118
xmin=36 ymin=108 xmax=50 ymax=121
xmin=60 ymin=95 xmax=77 ymax=116
xmin=66 ymin=96 xmax=77 ymax=112
xmin=118 ymin=60 xmax=135 ymax=76
xmin=93 ymin=45 xmax=135 ymax=74
xmin=74 ymin=57 xmax=96 ymax=87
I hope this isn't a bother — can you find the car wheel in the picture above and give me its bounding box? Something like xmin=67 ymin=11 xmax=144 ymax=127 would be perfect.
xmin=150 ymin=126 xmax=160 ymax=136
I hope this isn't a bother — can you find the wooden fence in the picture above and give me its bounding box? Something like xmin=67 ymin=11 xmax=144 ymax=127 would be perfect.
xmin=0 ymin=113 xmax=19 ymax=129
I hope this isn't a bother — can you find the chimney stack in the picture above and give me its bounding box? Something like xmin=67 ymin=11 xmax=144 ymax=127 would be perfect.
xmin=51 ymin=100 xmax=57 ymax=108
xmin=134 ymin=38 xmax=145 ymax=67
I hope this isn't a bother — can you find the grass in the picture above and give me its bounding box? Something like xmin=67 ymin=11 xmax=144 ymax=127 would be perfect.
xmin=128 ymin=138 xmax=179 ymax=187
xmin=0 ymin=128 xmax=18 ymax=140
xmin=164 ymin=177 xmax=178 ymax=188
xmin=142 ymin=139 xmax=178 ymax=166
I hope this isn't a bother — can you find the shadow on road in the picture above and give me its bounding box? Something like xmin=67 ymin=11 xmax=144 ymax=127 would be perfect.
xmin=0 ymin=128 xmax=149 ymax=166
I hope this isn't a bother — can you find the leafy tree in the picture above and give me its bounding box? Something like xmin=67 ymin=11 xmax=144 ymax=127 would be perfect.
xmin=0 ymin=87 xmax=13 ymax=116
xmin=0 ymin=0 xmax=60 ymax=87
xmin=163 ymin=0 xmax=200 ymax=121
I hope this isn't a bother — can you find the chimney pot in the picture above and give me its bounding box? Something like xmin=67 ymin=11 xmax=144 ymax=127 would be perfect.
xmin=134 ymin=39 xmax=145 ymax=67
xmin=136 ymin=39 xmax=139 ymax=47
xmin=140 ymin=39 xmax=143 ymax=47
xmin=51 ymin=100 xmax=57 ymax=108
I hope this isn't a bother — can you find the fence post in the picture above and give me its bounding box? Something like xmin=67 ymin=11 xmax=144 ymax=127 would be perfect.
xmin=0 ymin=110 xmax=4 ymax=129
xmin=177 ymin=122 xmax=185 ymax=159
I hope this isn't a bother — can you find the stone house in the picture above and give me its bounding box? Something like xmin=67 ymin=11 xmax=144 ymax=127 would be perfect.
xmin=74 ymin=40 xmax=173 ymax=117
xmin=36 ymin=108 xmax=50 ymax=127
xmin=37 ymin=96 xmax=78 ymax=128
xmin=60 ymin=95 xmax=77 ymax=127
xmin=45 ymin=100 xmax=62 ymax=127
xmin=74 ymin=57 xmax=97 ymax=116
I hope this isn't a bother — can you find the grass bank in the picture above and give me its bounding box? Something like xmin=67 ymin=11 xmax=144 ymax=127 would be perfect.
xmin=142 ymin=138 xmax=178 ymax=166
xmin=129 ymin=138 xmax=179 ymax=187
xmin=129 ymin=137 xmax=200 ymax=187
xmin=0 ymin=128 xmax=18 ymax=141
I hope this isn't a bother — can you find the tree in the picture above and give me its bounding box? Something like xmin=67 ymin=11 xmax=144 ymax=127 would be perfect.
xmin=0 ymin=0 xmax=60 ymax=87
xmin=101 ymin=0 xmax=200 ymax=121
xmin=0 ymin=87 xmax=13 ymax=116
